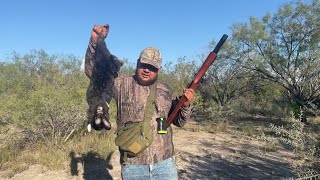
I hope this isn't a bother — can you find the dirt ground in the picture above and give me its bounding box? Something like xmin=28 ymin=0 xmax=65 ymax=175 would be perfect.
xmin=0 ymin=126 xmax=297 ymax=180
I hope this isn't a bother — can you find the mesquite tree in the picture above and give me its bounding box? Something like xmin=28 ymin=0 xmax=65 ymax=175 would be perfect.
xmin=231 ymin=0 xmax=320 ymax=117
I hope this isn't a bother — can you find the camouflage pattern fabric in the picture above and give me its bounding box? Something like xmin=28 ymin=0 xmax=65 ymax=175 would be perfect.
xmin=85 ymin=39 xmax=191 ymax=164
xmin=139 ymin=47 xmax=162 ymax=69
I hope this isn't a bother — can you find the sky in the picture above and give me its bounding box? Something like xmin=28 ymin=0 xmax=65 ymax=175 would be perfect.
xmin=0 ymin=0 xmax=298 ymax=65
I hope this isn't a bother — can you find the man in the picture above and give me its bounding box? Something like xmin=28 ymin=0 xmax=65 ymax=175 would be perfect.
xmin=85 ymin=24 xmax=194 ymax=180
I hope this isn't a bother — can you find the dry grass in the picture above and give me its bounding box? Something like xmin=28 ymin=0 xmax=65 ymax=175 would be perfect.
xmin=0 ymin=129 xmax=116 ymax=178
xmin=1 ymin=115 xmax=319 ymax=178
xmin=308 ymin=116 xmax=320 ymax=124
xmin=182 ymin=120 xmax=229 ymax=133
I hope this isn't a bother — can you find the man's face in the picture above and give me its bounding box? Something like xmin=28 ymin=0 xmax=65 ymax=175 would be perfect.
xmin=135 ymin=63 xmax=159 ymax=86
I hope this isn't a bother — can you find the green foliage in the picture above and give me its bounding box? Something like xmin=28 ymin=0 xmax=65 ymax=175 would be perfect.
xmin=0 ymin=1 xmax=319 ymax=175
xmin=270 ymin=111 xmax=317 ymax=157
xmin=160 ymin=57 xmax=197 ymax=95
xmin=119 ymin=58 xmax=136 ymax=75
xmin=0 ymin=50 xmax=88 ymax=144
xmin=230 ymin=0 xmax=320 ymax=113
xmin=257 ymin=109 xmax=319 ymax=171
xmin=234 ymin=80 xmax=289 ymax=118
xmin=160 ymin=57 xmax=205 ymax=112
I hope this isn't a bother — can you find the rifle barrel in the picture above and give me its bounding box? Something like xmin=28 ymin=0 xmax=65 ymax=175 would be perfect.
xmin=165 ymin=34 xmax=228 ymax=127
xmin=213 ymin=34 xmax=228 ymax=54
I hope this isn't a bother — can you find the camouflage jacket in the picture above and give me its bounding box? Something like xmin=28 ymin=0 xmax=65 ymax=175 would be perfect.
xmin=85 ymin=38 xmax=191 ymax=164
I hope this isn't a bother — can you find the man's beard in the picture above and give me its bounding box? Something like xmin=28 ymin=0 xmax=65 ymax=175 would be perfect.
xmin=134 ymin=71 xmax=158 ymax=86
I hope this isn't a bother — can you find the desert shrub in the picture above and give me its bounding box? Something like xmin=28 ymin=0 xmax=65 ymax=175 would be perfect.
xmin=0 ymin=50 xmax=88 ymax=145
xmin=270 ymin=111 xmax=317 ymax=158
xmin=260 ymin=109 xmax=319 ymax=176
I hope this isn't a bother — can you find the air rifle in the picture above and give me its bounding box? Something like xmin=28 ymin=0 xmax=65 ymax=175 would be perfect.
xmin=165 ymin=34 xmax=228 ymax=127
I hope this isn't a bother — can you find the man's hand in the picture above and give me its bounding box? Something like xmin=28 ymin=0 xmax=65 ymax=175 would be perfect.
xmin=91 ymin=24 xmax=109 ymax=44
xmin=183 ymin=88 xmax=194 ymax=107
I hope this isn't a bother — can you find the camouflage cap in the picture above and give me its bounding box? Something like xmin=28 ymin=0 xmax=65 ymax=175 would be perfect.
xmin=139 ymin=47 xmax=162 ymax=69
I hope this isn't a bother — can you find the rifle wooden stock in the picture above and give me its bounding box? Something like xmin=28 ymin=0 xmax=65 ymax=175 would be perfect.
xmin=166 ymin=34 xmax=228 ymax=127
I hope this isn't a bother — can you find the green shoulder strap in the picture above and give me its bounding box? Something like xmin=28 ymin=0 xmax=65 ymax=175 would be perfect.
xmin=123 ymin=82 xmax=157 ymax=162
xmin=143 ymin=81 xmax=157 ymax=127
